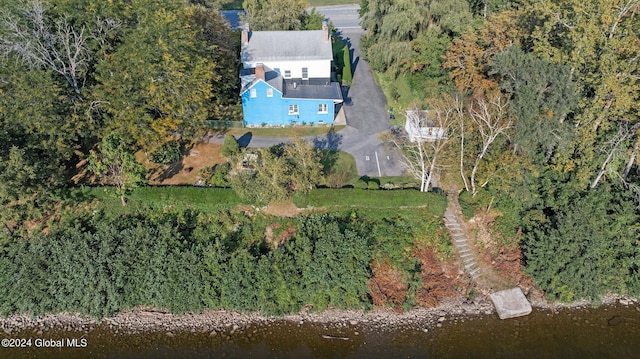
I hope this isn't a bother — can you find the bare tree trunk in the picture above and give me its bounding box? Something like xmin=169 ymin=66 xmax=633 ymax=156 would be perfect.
xmin=420 ymin=144 xmax=428 ymax=192
xmin=424 ymin=153 xmax=437 ymax=192
xmin=591 ymin=150 xmax=617 ymax=189
xmin=120 ymin=195 xmax=127 ymax=207
xmin=467 ymin=95 xmax=512 ymax=196
xmin=470 ymin=160 xmax=479 ymax=196
xmin=609 ymin=0 xmax=639 ymax=39
xmin=3 ymin=223 xmax=13 ymax=236
xmin=0 ymin=0 xmax=107 ymax=95
xmin=591 ymin=123 xmax=639 ymax=189
xmin=623 ymin=148 xmax=637 ymax=180
xmin=459 ymin=116 xmax=470 ymax=192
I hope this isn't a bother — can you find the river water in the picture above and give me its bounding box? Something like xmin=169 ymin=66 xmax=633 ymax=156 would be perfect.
xmin=2 ymin=304 xmax=639 ymax=359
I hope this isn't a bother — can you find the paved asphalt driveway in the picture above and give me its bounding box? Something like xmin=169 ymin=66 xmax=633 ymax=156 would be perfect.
xmin=215 ymin=5 xmax=405 ymax=177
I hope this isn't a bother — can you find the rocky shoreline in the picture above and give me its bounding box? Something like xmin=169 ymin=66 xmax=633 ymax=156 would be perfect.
xmin=1 ymin=294 xmax=637 ymax=336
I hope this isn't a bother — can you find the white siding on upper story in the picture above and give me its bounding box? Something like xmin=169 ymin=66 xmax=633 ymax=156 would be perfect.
xmin=243 ymin=59 xmax=331 ymax=80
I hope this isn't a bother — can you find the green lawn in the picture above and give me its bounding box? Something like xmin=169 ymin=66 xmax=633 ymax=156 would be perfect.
xmin=308 ymin=0 xmax=358 ymax=6
xmin=222 ymin=0 xmax=358 ymax=10
xmin=79 ymin=186 xmax=243 ymax=215
xmin=221 ymin=125 xmax=345 ymax=138
xmin=221 ymin=0 xmax=243 ymax=10
xmin=375 ymin=72 xmax=421 ymax=127
xmin=75 ymin=183 xmax=444 ymax=218
xmin=320 ymin=150 xmax=360 ymax=185
xmin=294 ymin=188 xmax=447 ymax=216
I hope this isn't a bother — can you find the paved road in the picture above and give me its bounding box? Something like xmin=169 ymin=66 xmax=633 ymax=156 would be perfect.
xmin=220 ymin=10 xmax=243 ymax=29
xmin=217 ymin=5 xmax=405 ymax=177
xmin=317 ymin=5 xmax=404 ymax=177
xmin=313 ymin=4 xmax=360 ymax=29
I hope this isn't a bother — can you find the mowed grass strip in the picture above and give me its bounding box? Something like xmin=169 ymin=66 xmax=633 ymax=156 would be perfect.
xmin=221 ymin=125 xmax=346 ymax=138
xmin=83 ymin=186 xmax=242 ymax=214
xmin=78 ymin=184 xmax=445 ymax=217
xmin=222 ymin=0 xmax=357 ymax=10
xmin=298 ymin=188 xmax=447 ymax=215
xmin=308 ymin=0 xmax=358 ymax=6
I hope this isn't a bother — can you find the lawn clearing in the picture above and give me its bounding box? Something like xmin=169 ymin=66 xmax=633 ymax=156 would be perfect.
xmin=221 ymin=0 xmax=243 ymax=9
xmin=309 ymin=0 xmax=358 ymax=6
xmin=218 ymin=125 xmax=345 ymax=138
xmin=375 ymin=72 xmax=420 ymax=127
xmin=83 ymin=186 xmax=242 ymax=215
xmin=376 ymin=176 xmax=419 ymax=186
xmin=295 ymin=188 xmax=447 ymax=216
xmin=320 ymin=150 xmax=360 ymax=187
xmin=139 ymin=143 xmax=229 ymax=186
xmin=222 ymin=0 xmax=359 ymax=9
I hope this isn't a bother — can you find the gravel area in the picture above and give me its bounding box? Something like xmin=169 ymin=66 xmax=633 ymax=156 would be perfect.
xmin=1 ymin=295 xmax=636 ymax=335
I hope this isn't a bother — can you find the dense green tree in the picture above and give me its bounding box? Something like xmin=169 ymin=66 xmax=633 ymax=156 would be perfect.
xmin=1 ymin=0 xmax=241 ymax=228
xmin=222 ymin=134 xmax=241 ymax=158
xmin=467 ymin=0 xmax=520 ymax=17
xmin=188 ymin=5 xmax=242 ymax=120
xmin=342 ymin=46 xmax=352 ymax=86
xmin=242 ymin=0 xmax=309 ymax=30
xmin=406 ymin=29 xmax=452 ymax=97
xmin=150 ymin=141 xmax=182 ymax=165
xmin=360 ymin=0 xmax=473 ymax=73
xmin=229 ymin=139 xmax=322 ymax=203
xmin=283 ymin=138 xmax=323 ymax=194
xmin=92 ymin=5 xmax=216 ymax=153
xmin=490 ymin=46 xmax=578 ymax=158
xmin=88 ymin=133 xmax=146 ymax=206
xmin=523 ymin=182 xmax=640 ymax=301
xmin=302 ymin=8 xmax=327 ymax=30
xmin=0 ymin=62 xmax=71 ymax=233
xmin=0 ymin=210 xmax=212 ymax=317
xmin=297 ymin=215 xmax=373 ymax=310
xmin=521 ymin=0 xmax=640 ymax=188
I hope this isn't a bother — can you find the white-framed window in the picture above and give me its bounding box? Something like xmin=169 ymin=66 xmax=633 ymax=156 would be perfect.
xmin=317 ymin=103 xmax=328 ymax=114
xmin=284 ymin=70 xmax=291 ymax=78
xmin=302 ymin=67 xmax=308 ymax=79
xmin=288 ymin=104 xmax=299 ymax=115
xmin=250 ymin=88 xmax=257 ymax=98
xmin=266 ymin=88 xmax=273 ymax=97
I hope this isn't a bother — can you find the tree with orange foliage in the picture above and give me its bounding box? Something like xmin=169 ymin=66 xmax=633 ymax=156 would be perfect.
xmin=443 ymin=11 xmax=519 ymax=98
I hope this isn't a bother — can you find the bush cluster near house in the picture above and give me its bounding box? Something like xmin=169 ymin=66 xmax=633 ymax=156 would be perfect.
xmin=342 ymin=45 xmax=352 ymax=86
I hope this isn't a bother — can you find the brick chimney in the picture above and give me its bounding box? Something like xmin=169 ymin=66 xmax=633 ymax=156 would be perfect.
xmin=255 ymin=63 xmax=265 ymax=81
xmin=322 ymin=20 xmax=329 ymax=42
xmin=242 ymin=23 xmax=250 ymax=44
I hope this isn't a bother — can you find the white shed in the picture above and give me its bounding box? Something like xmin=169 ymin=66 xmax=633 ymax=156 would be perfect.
xmin=405 ymin=110 xmax=447 ymax=142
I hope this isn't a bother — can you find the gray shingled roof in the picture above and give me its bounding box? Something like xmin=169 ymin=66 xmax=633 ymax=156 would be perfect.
xmin=239 ymin=66 xmax=283 ymax=94
xmin=242 ymin=30 xmax=333 ymax=63
xmin=283 ymin=82 xmax=343 ymax=101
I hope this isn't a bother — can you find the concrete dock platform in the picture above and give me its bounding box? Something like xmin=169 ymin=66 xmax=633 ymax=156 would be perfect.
xmin=490 ymin=288 xmax=532 ymax=319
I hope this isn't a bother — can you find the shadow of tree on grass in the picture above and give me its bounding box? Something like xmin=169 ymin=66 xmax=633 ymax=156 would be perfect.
xmin=313 ymin=127 xmax=343 ymax=175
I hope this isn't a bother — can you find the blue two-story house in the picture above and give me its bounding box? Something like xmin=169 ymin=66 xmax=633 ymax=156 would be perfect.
xmin=239 ymin=22 xmax=343 ymax=127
